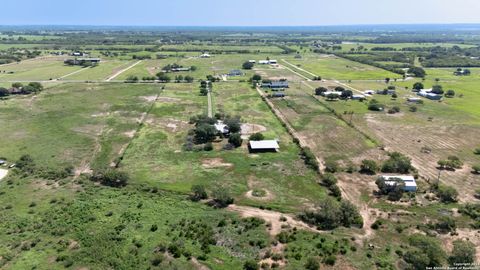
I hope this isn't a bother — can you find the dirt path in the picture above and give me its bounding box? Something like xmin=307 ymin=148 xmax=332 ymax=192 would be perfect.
xmin=281 ymin=59 xmax=317 ymax=78
xmin=58 ymin=66 xmax=91 ymax=80
xmin=191 ymin=257 xmax=210 ymax=270
xmin=278 ymin=64 xmax=312 ymax=81
xmin=105 ymin=60 xmax=142 ymax=82
xmin=207 ymin=90 xmax=213 ymax=118
xmin=227 ymin=204 xmax=320 ymax=235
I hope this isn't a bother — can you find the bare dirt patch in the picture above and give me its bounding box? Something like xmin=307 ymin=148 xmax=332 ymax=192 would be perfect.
xmin=191 ymin=257 xmax=210 ymax=270
xmin=0 ymin=169 xmax=8 ymax=181
xmin=124 ymin=130 xmax=136 ymax=138
xmin=227 ymin=204 xmax=321 ymax=236
xmin=241 ymin=123 xmax=267 ymax=135
xmin=157 ymin=97 xmax=181 ymax=103
xmin=201 ymin=158 xmax=233 ymax=169
xmin=140 ymin=95 xmax=158 ymax=102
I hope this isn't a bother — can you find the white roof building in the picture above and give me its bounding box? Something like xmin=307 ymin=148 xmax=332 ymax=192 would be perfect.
xmin=249 ymin=140 xmax=280 ymax=151
xmin=259 ymin=60 xmax=270 ymax=64
xmin=381 ymin=175 xmax=417 ymax=192
xmin=214 ymin=121 xmax=229 ymax=134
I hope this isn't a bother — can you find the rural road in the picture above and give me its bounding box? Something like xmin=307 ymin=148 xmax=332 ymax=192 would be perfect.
xmin=105 ymin=60 xmax=142 ymax=82
xmin=207 ymin=89 xmax=213 ymax=117
xmin=57 ymin=66 xmax=91 ymax=80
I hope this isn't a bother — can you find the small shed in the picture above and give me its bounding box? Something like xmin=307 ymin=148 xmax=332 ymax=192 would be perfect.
xmin=351 ymin=94 xmax=366 ymax=100
xmin=259 ymin=60 xmax=269 ymax=65
xmin=249 ymin=140 xmax=280 ymax=153
xmin=268 ymin=60 xmax=278 ymax=64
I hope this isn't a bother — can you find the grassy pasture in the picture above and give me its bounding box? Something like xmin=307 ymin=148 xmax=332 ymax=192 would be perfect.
xmin=0 ymin=58 xmax=83 ymax=81
xmin=284 ymin=54 xmax=402 ymax=80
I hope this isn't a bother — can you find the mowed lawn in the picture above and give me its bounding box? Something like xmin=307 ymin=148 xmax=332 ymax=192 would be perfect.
xmin=284 ymin=54 xmax=402 ymax=80
xmin=121 ymin=82 xmax=327 ymax=212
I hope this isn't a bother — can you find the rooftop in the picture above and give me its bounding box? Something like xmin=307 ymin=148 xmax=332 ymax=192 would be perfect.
xmin=249 ymin=140 xmax=280 ymax=150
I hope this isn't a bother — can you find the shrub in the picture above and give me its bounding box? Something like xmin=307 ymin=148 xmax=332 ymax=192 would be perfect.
xmin=435 ymin=184 xmax=458 ymax=203
xmin=324 ymin=159 xmax=339 ymax=173
xmin=321 ymin=173 xmax=337 ymax=187
xmin=203 ymin=142 xmax=213 ymax=151
xmin=381 ymin=152 xmax=413 ymax=174
xmin=474 ymin=148 xmax=480 ymax=155
xmin=434 ymin=216 xmax=456 ymax=233
xmin=228 ymin=133 xmax=243 ymax=148
xmin=91 ymin=170 xmax=129 ymax=187
xmin=249 ymin=133 xmax=264 ymax=141
xmin=301 ymin=147 xmax=319 ymax=170
xmin=190 ymin=185 xmax=208 ymax=202
xmin=304 ymin=257 xmax=320 ymax=270
xmin=243 ymin=260 xmax=258 ymax=270
xmin=360 ymin=159 xmax=378 ymax=174
xmin=211 ymin=187 xmax=234 ymax=208
xmin=472 ymin=165 xmax=480 ymax=174
xmin=448 ymin=240 xmax=476 ymax=265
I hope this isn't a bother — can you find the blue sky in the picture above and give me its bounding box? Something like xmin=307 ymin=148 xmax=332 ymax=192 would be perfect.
xmin=2 ymin=0 xmax=479 ymax=26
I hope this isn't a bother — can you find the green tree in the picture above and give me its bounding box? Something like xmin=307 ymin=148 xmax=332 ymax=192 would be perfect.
xmin=304 ymin=257 xmax=320 ymax=270
xmin=194 ymin=124 xmax=217 ymax=144
xmin=228 ymin=133 xmax=243 ymax=148
xmin=360 ymin=159 xmax=378 ymax=174
xmin=249 ymin=133 xmax=264 ymax=141
xmin=314 ymin=87 xmax=328 ymax=96
xmin=243 ymin=260 xmax=258 ymax=270
xmin=242 ymin=61 xmax=254 ymax=70
xmin=408 ymin=67 xmax=426 ymax=78
xmin=413 ymin=82 xmax=424 ymax=90
xmin=156 ymin=73 xmax=171 ymax=82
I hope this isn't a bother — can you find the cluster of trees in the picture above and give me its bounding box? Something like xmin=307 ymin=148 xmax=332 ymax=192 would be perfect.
xmin=199 ymin=80 xmax=212 ymax=96
xmin=90 ymin=169 xmax=130 ymax=188
xmin=407 ymin=67 xmax=426 ymax=78
xmin=437 ymin=156 xmax=463 ymax=171
xmin=190 ymin=185 xmax=234 ymax=208
xmin=185 ymin=114 xmax=242 ymax=151
xmin=314 ymin=86 xmax=353 ymax=100
xmin=320 ymin=173 xmax=341 ymax=198
xmin=0 ymin=82 xmax=44 ymax=96
xmin=299 ymin=198 xmax=363 ymax=230
xmin=375 ymin=177 xmax=405 ymax=201
xmin=431 ymin=182 xmax=459 ymax=203
xmin=360 ymin=152 xmax=414 ymax=176
xmin=368 ymin=99 xmax=384 ymax=111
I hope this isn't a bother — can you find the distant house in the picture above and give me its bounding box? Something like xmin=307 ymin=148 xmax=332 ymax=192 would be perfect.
xmin=71 ymin=52 xmax=86 ymax=57
xmin=228 ymin=70 xmax=243 ymax=76
xmin=271 ymin=92 xmax=286 ymax=98
xmin=418 ymin=90 xmax=442 ymax=100
xmin=64 ymin=58 xmax=101 ymax=66
xmin=170 ymin=67 xmax=191 ymax=72
xmin=363 ymin=90 xmax=375 ymax=95
xmin=268 ymin=60 xmax=278 ymax=64
xmin=248 ymin=60 xmax=256 ymax=63
xmin=321 ymin=91 xmax=342 ymax=97
xmin=407 ymin=97 xmax=422 ymax=103
xmin=249 ymin=140 xmax=280 ymax=152
xmin=214 ymin=121 xmax=229 ymax=135
xmin=200 ymin=53 xmax=211 ymax=58
xmin=258 ymin=60 xmax=270 ymax=65
xmin=351 ymin=94 xmax=366 ymax=100
xmin=261 ymin=81 xmax=289 ymax=89
xmin=380 ymin=175 xmax=417 ymax=192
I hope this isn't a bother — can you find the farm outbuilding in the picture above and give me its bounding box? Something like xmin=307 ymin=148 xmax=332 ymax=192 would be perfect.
xmin=249 ymin=140 xmax=280 ymax=152
xmin=259 ymin=60 xmax=270 ymax=65
xmin=380 ymin=175 xmax=417 ymax=192
xmin=228 ymin=70 xmax=243 ymax=76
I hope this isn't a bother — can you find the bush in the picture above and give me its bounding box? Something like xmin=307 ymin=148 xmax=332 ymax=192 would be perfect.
xmin=301 ymin=147 xmax=319 ymax=170
xmin=474 ymin=148 xmax=480 ymax=155
xmin=381 ymin=152 xmax=413 ymax=174
xmin=360 ymin=159 xmax=378 ymax=174
xmin=249 ymin=133 xmax=264 ymax=141
xmin=368 ymin=99 xmax=383 ymax=111
xmin=242 ymin=62 xmax=254 ymax=70
xmin=304 ymin=257 xmax=320 ymax=270
xmin=324 ymin=159 xmax=339 ymax=173
xmin=448 ymin=240 xmax=476 ymax=265
xmin=472 ymin=165 xmax=480 ymax=174
xmin=203 ymin=142 xmax=213 ymax=151
xmin=190 ymin=185 xmax=208 ymax=201
xmin=321 ymin=173 xmax=337 ymax=187
xmin=243 ymin=260 xmax=258 ymax=270
xmin=434 ymin=216 xmax=456 ymax=233
xmin=91 ymin=169 xmax=129 ymax=187
xmin=228 ymin=133 xmax=243 ymax=148
xmin=435 ymin=184 xmax=458 ymax=203
xmin=211 ymin=187 xmax=234 ymax=208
